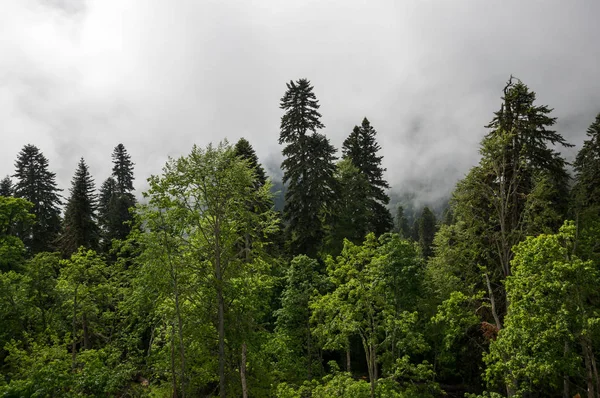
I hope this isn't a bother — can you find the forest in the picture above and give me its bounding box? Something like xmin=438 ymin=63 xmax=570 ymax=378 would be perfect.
xmin=0 ymin=76 xmax=599 ymax=398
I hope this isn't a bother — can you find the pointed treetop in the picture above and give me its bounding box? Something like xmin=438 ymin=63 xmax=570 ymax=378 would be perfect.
xmin=279 ymin=78 xmax=324 ymax=144
xmin=111 ymin=143 xmax=135 ymax=193
xmin=234 ymin=137 xmax=267 ymax=187
xmin=0 ymin=176 xmax=12 ymax=197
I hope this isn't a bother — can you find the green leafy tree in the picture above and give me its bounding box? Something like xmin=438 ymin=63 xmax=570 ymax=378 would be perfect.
xmin=279 ymin=79 xmax=338 ymax=257
xmin=325 ymin=158 xmax=371 ymax=255
xmin=485 ymin=222 xmax=600 ymax=397
xmin=274 ymin=255 xmax=324 ymax=383
xmin=0 ymin=176 xmax=13 ymax=196
xmin=58 ymin=158 xmax=99 ymax=257
xmin=342 ymin=118 xmax=393 ymax=235
xmin=141 ymin=141 xmax=278 ymax=397
xmin=312 ymin=234 xmax=431 ymax=398
xmin=0 ymin=196 xmax=34 ymax=271
xmin=13 ymin=144 xmax=62 ymax=254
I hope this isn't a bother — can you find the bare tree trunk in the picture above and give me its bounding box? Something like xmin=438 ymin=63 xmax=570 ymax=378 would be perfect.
xmin=307 ymin=320 xmax=312 ymax=380
xmin=591 ymin=349 xmax=600 ymax=398
xmin=240 ymin=342 xmax=248 ymax=398
xmin=484 ymin=273 xmax=503 ymax=330
xmin=173 ymin=271 xmax=186 ymax=398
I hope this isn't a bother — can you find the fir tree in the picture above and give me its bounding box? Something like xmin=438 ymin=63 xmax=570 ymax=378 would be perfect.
xmin=394 ymin=205 xmax=411 ymax=239
xmin=0 ymin=176 xmax=13 ymax=197
xmin=58 ymin=158 xmax=99 ymax=257
xmin=342 ymin=118 xmax=393 ymax=235
xmin=98 ymin=144 xmax=136 ymax=251
xmin=417 ymin=206 xmax=436 ymax=259
xmin=13 ymin=144 xmax=62 ymax=254
xmin=234 ymin=137 xmax=267 ymax=187
xmin=279 ymin=79 xmax=337 ymax=256
xmin=573 ymin=112 xmax=600 ymax=210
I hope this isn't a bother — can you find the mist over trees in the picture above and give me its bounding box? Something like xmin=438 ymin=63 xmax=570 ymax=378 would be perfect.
xmin=0 ymin=77 xmax=599 ymax=398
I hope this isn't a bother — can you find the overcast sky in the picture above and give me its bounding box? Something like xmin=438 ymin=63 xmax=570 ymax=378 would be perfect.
xmin=2 ymin=0 xmax=599 ymax=206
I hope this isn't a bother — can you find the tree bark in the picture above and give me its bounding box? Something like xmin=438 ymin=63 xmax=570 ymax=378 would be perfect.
xmin=563 ymin=341 xmax=570 ymax=398
xmin=171 ymin=322 xmax=178 ymax=398
xmin=582 ymin=337 xmax=595 ymax=398
xmin=346 ymin=342 xmax=351 ymax=373
xmin=215 ymin=216 xmax=226 ymax=398
xmin=83 ymin=313 xmax=90 ymax=350
xmin=240 ymin=342 xmax=248 ymax=398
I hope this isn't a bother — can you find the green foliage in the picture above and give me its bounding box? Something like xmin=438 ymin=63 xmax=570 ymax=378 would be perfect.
xmin=0 ymin=176 xmax=13 ymax=197
xmin=417 ymin=206 xmax=436 ymax=259
xmin=0 ymin=196 xmax=34 ymax=271
xmin=484 ymin=221 xmax=599 ymax=396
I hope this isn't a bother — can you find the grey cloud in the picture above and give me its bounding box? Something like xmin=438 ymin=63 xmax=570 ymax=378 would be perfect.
xmin=1 ymin=0 xmax=599 ymax=207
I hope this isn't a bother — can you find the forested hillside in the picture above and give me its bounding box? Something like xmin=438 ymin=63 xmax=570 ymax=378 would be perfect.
xmin=1 ymin=77 xmax=600 ymax=398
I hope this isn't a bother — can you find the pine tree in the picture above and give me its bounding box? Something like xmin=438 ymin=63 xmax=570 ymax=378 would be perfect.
xmin=58 ymin=158 xmax=99 ymax=257
xmin=417 ymin=206 xmax=436 ymax=259
xmin=98 ymin=144 xmax=136 ymax=251
xmin=573 ymin=112 xmax=600 ymax=210
xmin=0 ymin=176 xmax=13 ymax=196
xmin=279 ymin=79 xmax=337 ymax=256
xmin=234 ymin=137 xmax=267 ymax=187
xmin=13 ymin=144 xmax=62 ymax=254
xmin=394 ymin=205 xmax=411 ymax=239
xmin=342 ymin=118 xmax=393 ymax=235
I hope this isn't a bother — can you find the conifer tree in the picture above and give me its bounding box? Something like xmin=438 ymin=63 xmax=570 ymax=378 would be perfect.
xmin=342 ymin=118 xmax=393 ymax=235
xmin=58 ymin=158 xmax=99 ymax=257
xmin=234 ymin=137 xmax=267 ymax=188
xmin=417 ymin=206 xmax=436 ymax=259
xmin=0 ymin=176 xmax=13 ymax=196
xmin=394 ymin=205 xmax=411 ymax=239
xmin=13 ymin=144 xmax=62 ymax=254
xmin=98 ymin=144 xmax=136 ymax=251
xmin=279 ymin=79 xmax=337 ymax=256
xmin=573 ymin=112 xmax=600 ymax=210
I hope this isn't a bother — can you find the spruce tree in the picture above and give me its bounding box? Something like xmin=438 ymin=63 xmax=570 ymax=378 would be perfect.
xmin=279 ymin=79 xmax=337 ymax=256
xmin=417 ymin=206 xmax=436 ymax=259
xmin=13 ymin=144 xmax=62 ymax=254
xmin=573 ymin=112 xmax=600 ymax=210
xmin=394 ymin=205 xmax=411 ymax=239
xmin=0 ymin=176 xmax=13 ymax=196
xmin=342 ymin=118 xmax=393 ymax=235
xmin=234 ymin=137 xmax=267 ymax=187
xmin=58 ymin=158 xmax=99 ymax=257
xmin=98 ymin=144 xmax=136 ymax=251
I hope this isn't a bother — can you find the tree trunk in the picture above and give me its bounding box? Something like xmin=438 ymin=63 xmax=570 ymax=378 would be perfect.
xmin=173 ymin=270 xmax=186 ymax=398
xmin=582 ymin=337 xmax=595 ymax=398
xmin=346 ymin=343 xmax=351 ymax=373
xmin=563 ymin=341 xmax=570 ymax=398
xmin=83 ymin=313 xmax=90 ymax=350
xmin=171 ymin=322 xmax=178 ymax=398
xmin=240 ymin=342 xmax=248 ymax=398
xmin=591 ymin=348 xmax=600 ymax=398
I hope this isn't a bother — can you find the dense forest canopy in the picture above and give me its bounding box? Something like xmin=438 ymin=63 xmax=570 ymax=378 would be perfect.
xmin=1 ymin=76 xmax=600 ymax=398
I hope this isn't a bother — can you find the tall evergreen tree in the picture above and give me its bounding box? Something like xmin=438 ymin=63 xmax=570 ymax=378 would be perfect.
xmin=0 ymin=176 xmax=13 ymax=197
xmin=279 ymin=79 xmax=337 ymax=257
xmin=98 ymin=144 xmax=136 ymax=251
xmin=234 ymin=137 xmax=267 ymax=188
xmin=417 ymin=206 xmax=436 ymax=259
xmin=13 ymin=144 xmax=62 ymax=254
xmin=58 ymin=158 xmax=99 ymax=257
xmin=394 ymin=205 xmax=411 ymax=239
xmin=573 ymin=112 xmax=600 ymax=210
xmin=342 ymin=118 xmax=393 ymax=235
